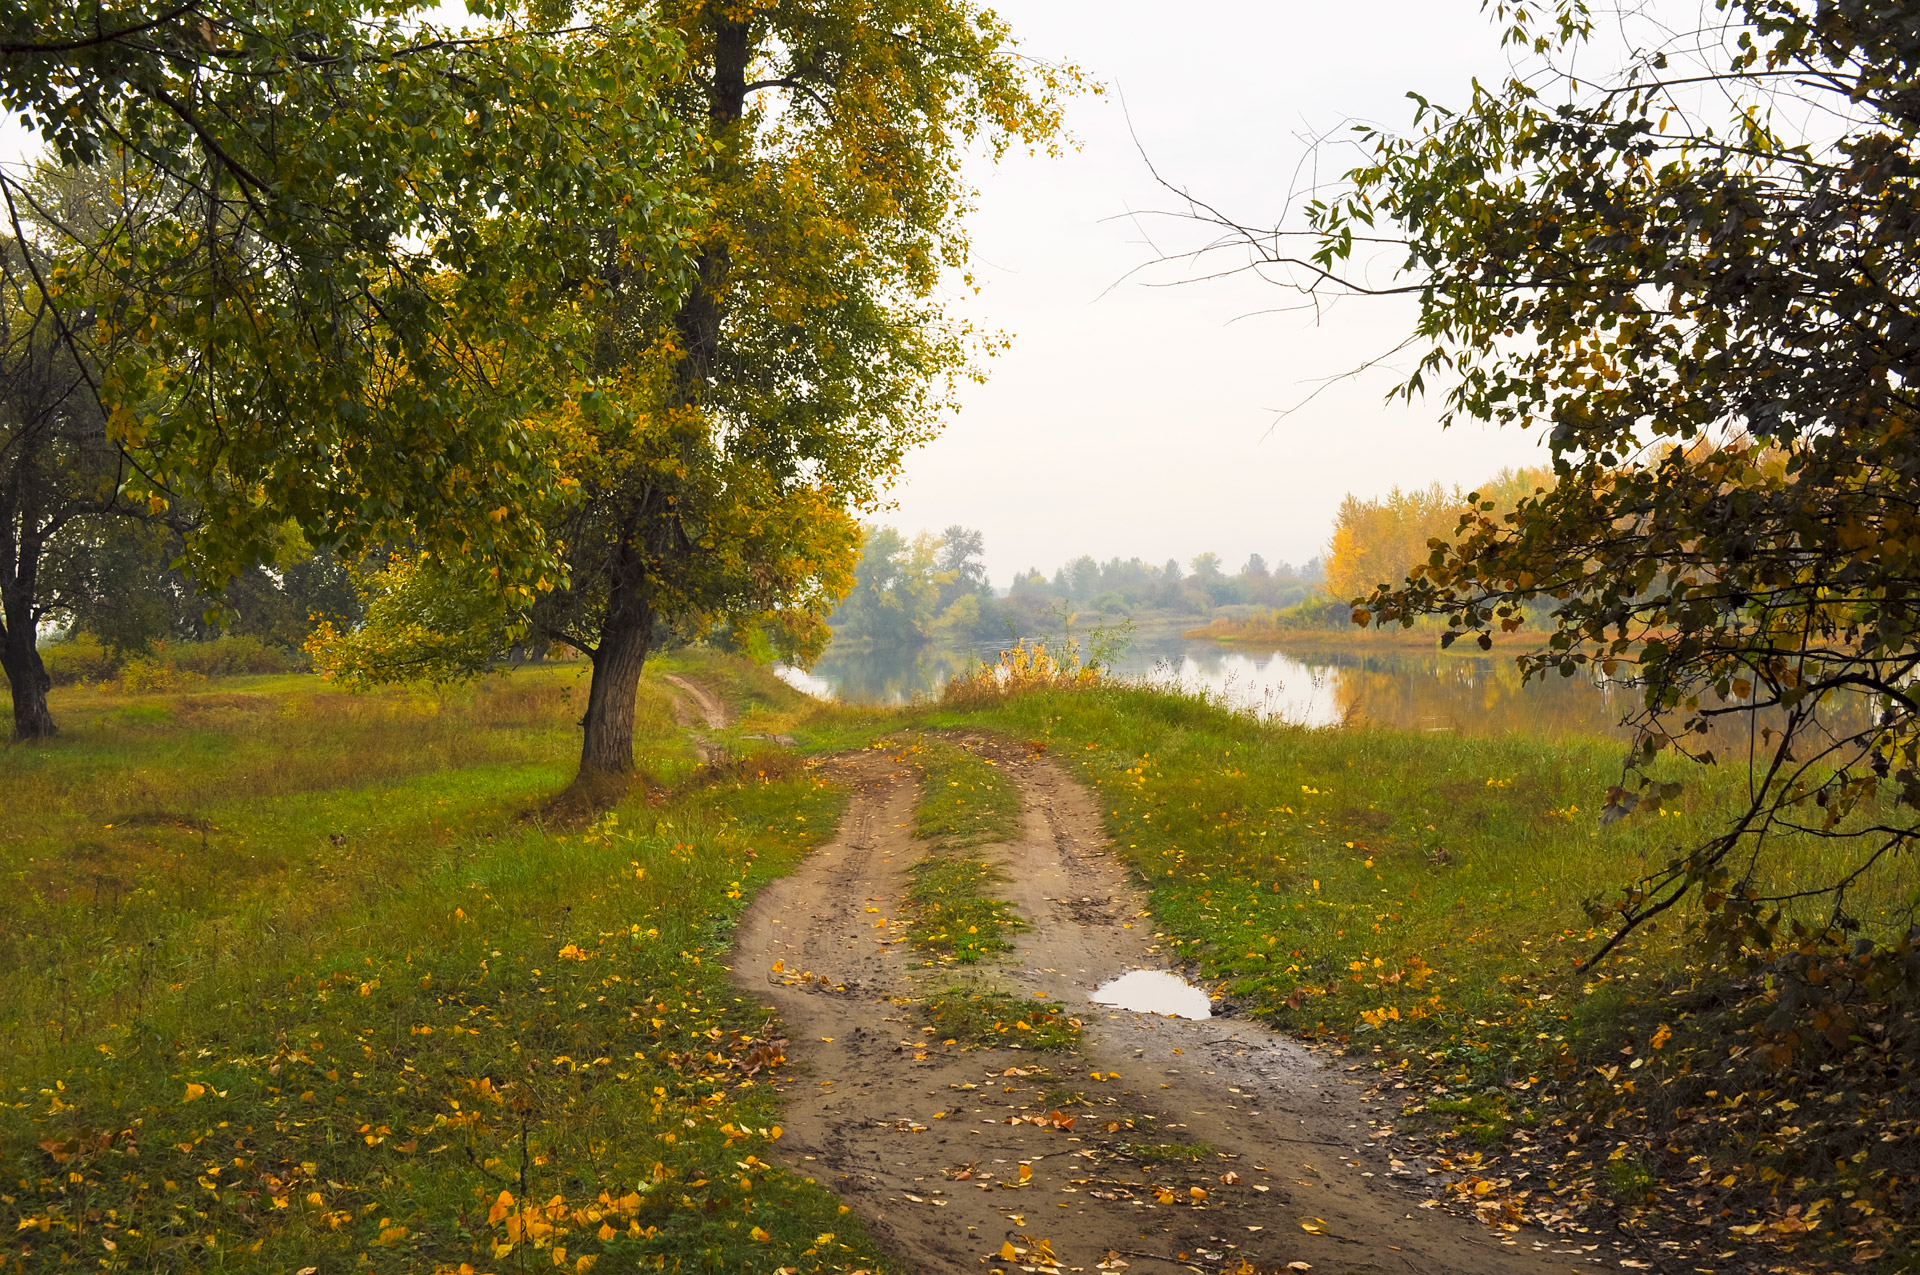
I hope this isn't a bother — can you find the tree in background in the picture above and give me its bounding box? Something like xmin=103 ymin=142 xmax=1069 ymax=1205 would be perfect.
xmin=1322 ymin=468 xmax=1551 ymax=606
xmin=830 ymin=527 xmax=944 ymax=647
xmin=0 ymin=203 xmax=125 ymax=736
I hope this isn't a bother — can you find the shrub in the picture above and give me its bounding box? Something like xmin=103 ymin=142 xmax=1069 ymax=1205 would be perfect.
xmin=121 ymin=658 xmax=208 ymax=694
xmin=941 ymin=638 xmax=1102 ymax=708
xmin=38 ymin=632 xmax=116 ymax=685
xmin=160 ymin=634 xmax=296 ymax=677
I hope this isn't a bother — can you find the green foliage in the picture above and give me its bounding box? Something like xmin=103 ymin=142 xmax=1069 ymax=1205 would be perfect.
xmin=8 ymin=11 xmax=699 ymax=595
xmin=37 ymin=632 xmax=116 ymax=686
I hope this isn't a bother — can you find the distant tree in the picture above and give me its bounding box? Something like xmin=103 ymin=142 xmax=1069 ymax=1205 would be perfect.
xmin=1242 ymin=553 xmax=1270 ymax=579
xmin=936 ymin=527 xmax=990 ymax=607
xmin=41 ymin=519 xmax=360 ymax=656
xmin=829 ymin=527 xmax=941 ymax=646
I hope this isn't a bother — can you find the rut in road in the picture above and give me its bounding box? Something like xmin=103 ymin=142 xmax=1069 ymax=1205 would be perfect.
xmin=731 ymin=735 xmax=1587 ymax=1275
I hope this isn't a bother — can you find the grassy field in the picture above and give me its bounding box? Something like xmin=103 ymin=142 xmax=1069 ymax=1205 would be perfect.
xmin=0 ymin=660 xmax=893 ymax=1275
xmin=6 ymin=651 xmax=1913 ymax=1272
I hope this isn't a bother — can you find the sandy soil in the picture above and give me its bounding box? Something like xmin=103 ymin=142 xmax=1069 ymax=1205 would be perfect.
xmin=730 ymin=736 xmax=1592 ymax=1275
xmin=664 ymin=674 xmax=732 ymax=730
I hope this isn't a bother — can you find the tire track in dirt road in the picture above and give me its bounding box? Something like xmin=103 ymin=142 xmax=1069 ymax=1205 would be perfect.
xmin=732 ymin=738 xmax=1585 ymax=1275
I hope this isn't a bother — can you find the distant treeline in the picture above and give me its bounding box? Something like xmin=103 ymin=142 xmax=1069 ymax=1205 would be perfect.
xmin=839 ymin=467 xmax=1554 ymax=651
xmin=828 ymin=525 xmax=1323 ymax=647
xmin=34 ymin=522 xmax=361 ymax=670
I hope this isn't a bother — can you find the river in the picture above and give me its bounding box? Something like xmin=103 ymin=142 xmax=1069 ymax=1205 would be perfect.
xmin=777 ymin=632 xmax=1658 ymax=740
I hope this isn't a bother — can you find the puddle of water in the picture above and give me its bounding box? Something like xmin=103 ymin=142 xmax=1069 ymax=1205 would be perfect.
xmin=1089 ymin=969 xmax=1212 ymax=1020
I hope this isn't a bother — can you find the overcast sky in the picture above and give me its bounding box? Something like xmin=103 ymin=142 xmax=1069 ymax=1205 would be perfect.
xmin=3 ymin=1 xmax=1567 ymax=583
xmin=904 ymin=0 xmax=1558 ymax=582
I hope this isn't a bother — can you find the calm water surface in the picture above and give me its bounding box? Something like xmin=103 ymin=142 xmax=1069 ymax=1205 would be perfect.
xmin=779 ymin=634 xmax=1653 ymax=740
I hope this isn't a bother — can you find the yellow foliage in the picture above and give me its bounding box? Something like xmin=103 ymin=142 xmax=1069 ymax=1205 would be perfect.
xmin=1324 ymin=467 xmax=1553 ymax=602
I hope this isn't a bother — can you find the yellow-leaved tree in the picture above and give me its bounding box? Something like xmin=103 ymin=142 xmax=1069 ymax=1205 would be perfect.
xmin=313 ymin=0 xmax=1080 ymax=789
xmin=1324 ymin=468 xmax=1551 ymax=606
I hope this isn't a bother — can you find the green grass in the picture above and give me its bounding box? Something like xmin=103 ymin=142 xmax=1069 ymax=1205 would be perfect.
xmin=0 ymin=657 xmax=896 ymax=1275
xmin=1124 ymin=1141 xmax=1215 ymax=1164
xmin=10 ymin=651 xmax=1915 ymax=1271
xmin=919 ymin=989 xmax=1080 ymax=1052
xmin=897 ymin=738 xmax=1024 ymax=965
xmin=907 ymin=737 xmax=1019 ymax=850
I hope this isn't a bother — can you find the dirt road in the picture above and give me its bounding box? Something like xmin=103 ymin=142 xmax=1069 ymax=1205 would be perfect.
xmin=731 ymin=737 xmax=1597 ymax=1274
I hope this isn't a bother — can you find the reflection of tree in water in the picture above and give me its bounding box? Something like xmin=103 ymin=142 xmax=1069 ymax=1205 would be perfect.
xmin=811 ymin=642 xmax=972 ymax=704
xmin=1327 ymin=653 xmax=1631 ymax=739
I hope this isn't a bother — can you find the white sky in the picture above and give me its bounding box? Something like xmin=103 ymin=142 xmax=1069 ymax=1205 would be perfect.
xmin=905 ymin=0 xmax=1558 ymax=581
xmin=3 ymin=0 xmax=1569 ymax=583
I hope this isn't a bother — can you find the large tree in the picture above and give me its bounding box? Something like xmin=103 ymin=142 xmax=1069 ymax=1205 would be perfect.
xmin=315 ymin=0 xmax=1076 ymax=784
xmin=1205 ymin=0 xmax=1920 ymax=1018
xmin=0 ymin=0 xmax=697 ymax=736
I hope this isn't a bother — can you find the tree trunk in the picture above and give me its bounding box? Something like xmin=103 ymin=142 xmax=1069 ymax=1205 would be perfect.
xmin=2 ymin=618 xmax=55 ymax=740
xmin=578 ymin=592 xmax=653 ymax=778
xmin=568 ymin=9 xmax=749 ymax=784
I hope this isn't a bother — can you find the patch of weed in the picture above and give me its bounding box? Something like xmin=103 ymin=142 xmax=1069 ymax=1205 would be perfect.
xmin=904 ymin=854 xmax=1023 ymax=964
xmin=909 ymin=736 xmax=1019 ymax=849
xmin=922 ymin=988 xmax=1080 ymax=1052
xmin=900 ymin=736 xmax=1026 ymax=963
xmin=1422 ymin=1093 xmax=1517 ymax=1146
xmin=1126 ymin=1141 xmax=1215 ymax=1163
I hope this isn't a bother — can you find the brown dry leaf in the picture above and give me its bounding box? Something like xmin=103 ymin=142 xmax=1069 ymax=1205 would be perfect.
xmin=1219 ymin=1171 xmax=1241 ymax=1185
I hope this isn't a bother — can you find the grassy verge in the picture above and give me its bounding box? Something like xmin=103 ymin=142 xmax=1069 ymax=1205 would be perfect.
xmin=899 ymin=738 xmax=1024 ymax=965
xmin=1 ymin=657 xmax=895 ymax=1275
xmin=928 ymin=681 xmax=1916 ymax=1272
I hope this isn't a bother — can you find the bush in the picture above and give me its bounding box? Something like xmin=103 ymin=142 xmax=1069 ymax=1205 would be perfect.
xmin=38 ymin=632 xmax=116 ymax=686
xmin=120 ymin=658 xmax=208 ymax=694
xmin=160 ymin=634 xmax=297 ymax=677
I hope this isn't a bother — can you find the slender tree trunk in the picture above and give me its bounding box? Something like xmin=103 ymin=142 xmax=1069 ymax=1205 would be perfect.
xmin=1 ymin=611 xmax=55 ymax=740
